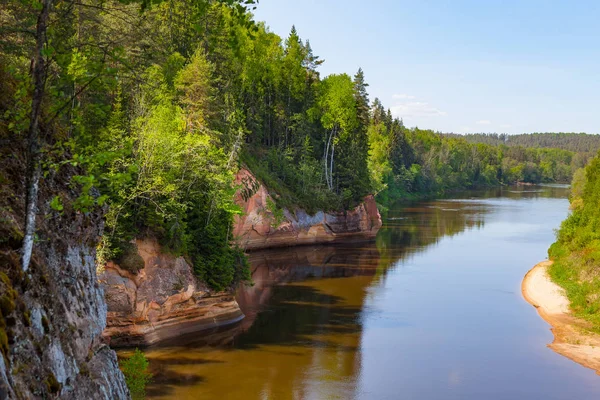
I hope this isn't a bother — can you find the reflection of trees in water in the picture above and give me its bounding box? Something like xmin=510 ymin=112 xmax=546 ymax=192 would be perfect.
xmin=445 ymin=184 xmax=570 ymax=201
xmin=237 ymin=244 xmax=380 ymax=331
xmin=376 ymin=200 xmax=487 ymax=267
xmin=376 ymin=184 xmax=570 ymax=271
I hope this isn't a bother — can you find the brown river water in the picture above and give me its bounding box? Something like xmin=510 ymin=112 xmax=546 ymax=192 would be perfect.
xmin=137 ymin=185 xmax=600 ymax=399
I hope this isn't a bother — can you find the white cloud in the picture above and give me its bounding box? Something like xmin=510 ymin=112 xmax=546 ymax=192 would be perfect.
xmin=500 ymin=124 xmax=512 ymax=129
xmin=392 ymin=93 xmax=416 ymax=100
xmin=390 ymin=101 xmax=447 ymax=118
xmin=475 ymin=120 xmax=491 ymax=125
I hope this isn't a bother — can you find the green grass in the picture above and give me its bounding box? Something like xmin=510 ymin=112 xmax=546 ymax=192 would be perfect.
xmin=548 ymin=254 xmax=600 ymax=333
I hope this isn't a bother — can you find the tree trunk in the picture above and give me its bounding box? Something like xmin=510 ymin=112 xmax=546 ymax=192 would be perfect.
xmin=324 ymin=128 xmax=334 ymax=190
xmin=330 ymin=138 xmax=335 ymax=190
xmin=22 ymin=0 xmax=52 ymax=272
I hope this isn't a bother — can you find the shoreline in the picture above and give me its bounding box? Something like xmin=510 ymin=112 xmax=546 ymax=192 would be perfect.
xmin=522 ymin=261 xmax=600 ymax=375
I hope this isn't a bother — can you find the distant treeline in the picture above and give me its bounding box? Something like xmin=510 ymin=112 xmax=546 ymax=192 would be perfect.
xmin=368 ymin=115 xmax=585 ymax=203
xmin=444 ymin=132 xmax=600 ymax=154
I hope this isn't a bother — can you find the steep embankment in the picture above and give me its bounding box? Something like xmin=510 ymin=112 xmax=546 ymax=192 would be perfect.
xmin=522 ymin=261 xmax=600 ymax=375
xmin=99 ymin=240 xmax=243 ymax=347
xmin=0 ymin=164 xmax=129 ymax=398
xmin=233 ymin=168 xmax=382 ymax=251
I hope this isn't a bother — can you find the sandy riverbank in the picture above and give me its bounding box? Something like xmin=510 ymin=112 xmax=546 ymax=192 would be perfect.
xmin=522 ymin=261 xmax=600 ymax=375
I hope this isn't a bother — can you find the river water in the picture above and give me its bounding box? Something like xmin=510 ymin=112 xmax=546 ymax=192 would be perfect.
xmin=143 ymin=185 xmax=600 ymax=399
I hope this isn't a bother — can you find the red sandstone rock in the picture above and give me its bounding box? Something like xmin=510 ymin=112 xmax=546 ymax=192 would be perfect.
xmin=99 ymin=239 xmax=244 ymax=347
xmin=233 ymin=168 xmax=382 ymax=250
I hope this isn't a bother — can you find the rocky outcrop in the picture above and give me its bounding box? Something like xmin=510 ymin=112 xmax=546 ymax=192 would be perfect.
xmin=233 ymin=169 xmax=382 ymax=251
xmin=99 ymin=240 xmax=243 ymax=347
xmin=0 ymin=165 xmax=129 ymax=399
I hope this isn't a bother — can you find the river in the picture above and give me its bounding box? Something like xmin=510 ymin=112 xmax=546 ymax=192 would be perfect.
xmin=142 ymin=185 xmax=600 ymax=399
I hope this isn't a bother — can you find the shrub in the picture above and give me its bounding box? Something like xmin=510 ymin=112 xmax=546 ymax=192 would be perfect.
xmin=120 ymin=349 xmax=152 ymax=400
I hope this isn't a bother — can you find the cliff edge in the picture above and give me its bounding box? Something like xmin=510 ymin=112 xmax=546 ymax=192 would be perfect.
xmin=0 ymin=164 xmax=129 ymax=399
xmin=99 ymin=240 xmax=243 ymax=347
xmin=232 ymin=168 xmax=382 ymax=251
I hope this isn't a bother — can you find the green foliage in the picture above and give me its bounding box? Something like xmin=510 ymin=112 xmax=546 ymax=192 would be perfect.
xmin=94 ymin=59 xmax=247 ymax=290
xmin=120 ymin=349 xmax=152 ymax=400
xmin=549 ymin=151 xmax=600 ymax=330
xmin=115 ymin=243 xmax=145 ymax=274
xmin=49 ymin=196 xmax=63 ymax=212
xmin=368 ymin=105 xmax=582 ymax=203
xmin=367 ymin=121 xmax=392 ymax=193
xmin=452 ymin=132 xmax=600 ymax=154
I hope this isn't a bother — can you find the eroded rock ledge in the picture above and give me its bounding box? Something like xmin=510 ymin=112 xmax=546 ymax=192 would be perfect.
xmin=233 ymin=168 xmax=382 ymax=251
xmin=99 ymin=240 xmax=243 ymax=347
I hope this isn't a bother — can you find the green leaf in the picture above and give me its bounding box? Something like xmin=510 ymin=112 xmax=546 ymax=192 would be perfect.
xmin=50 ymin=196 xmax=64 ymax=212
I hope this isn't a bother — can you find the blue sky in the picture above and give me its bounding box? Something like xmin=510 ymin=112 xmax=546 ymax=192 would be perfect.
xmin=253 ymin=0 xmax=600 ymax=134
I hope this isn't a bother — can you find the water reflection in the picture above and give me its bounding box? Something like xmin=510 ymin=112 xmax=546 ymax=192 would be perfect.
xmin=143 ymin=243 xmax=380 ymax=399
xmin=142 ymin=184 xmax=600 ymax=400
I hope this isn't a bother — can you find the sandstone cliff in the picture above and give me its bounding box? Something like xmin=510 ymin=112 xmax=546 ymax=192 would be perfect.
xmin=233 ymin=169 xmax=382 ymax=251
xmin=0 ymin=165 xmax=128 ymax=399
xmin=99 ymin=240 xmax=243 ymax=347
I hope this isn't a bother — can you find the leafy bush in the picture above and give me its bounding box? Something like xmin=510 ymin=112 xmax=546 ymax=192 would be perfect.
xmin=120 ymin=349 xmax=152 ymax=400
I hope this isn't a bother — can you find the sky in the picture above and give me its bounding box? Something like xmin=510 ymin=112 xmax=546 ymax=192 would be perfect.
xmin=252 ymin=0 xmax=600 ymax=135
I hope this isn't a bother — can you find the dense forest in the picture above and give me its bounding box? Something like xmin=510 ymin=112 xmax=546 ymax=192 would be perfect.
xmin=445 ymin=132 xmax=600 ymax=157
xmin=0 ymin=0 xmax=594 ymax=291
xmin=367 ymin=121 xmax=581 ymax=204
xmin=549 ymin=150 xmax=600 ymax=331
xmin=445 ymin=132 xmax=600 ymax=153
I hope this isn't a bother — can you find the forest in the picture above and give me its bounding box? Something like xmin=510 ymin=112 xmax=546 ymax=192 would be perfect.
xmin=445 ymin=132 xmax=600 ymax=154
xmin=0 ymin=0 xmax=595 ymax=291
xmin=549 ymin=150 xmax=600 ymax=331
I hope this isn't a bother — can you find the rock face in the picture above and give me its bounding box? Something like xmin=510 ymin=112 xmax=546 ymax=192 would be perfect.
xmin=233 ymin=169 xmax=382 ymax=251
xmin=0 ymin=166 xmax=129 ymax=399
xmin=99 ymin=240 xmax=243 ymax=347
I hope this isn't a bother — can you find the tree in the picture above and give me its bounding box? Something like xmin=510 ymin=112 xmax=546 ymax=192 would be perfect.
xmin=315 ymin=74 xmax=358 ymax=191
xmin=21 ymin=0 xmax=52 ymax=272
xmin=120 ymin=349 xmax=152 ymax=400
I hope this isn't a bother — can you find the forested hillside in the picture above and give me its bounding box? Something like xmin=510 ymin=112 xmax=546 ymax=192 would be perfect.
xmin=549 ymin=150 xmax=600 ymax=330
xmin=1 ymin=0 xmax=586 ymax=291
xmin=366 ymin=113 xmax=580 ymax=203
